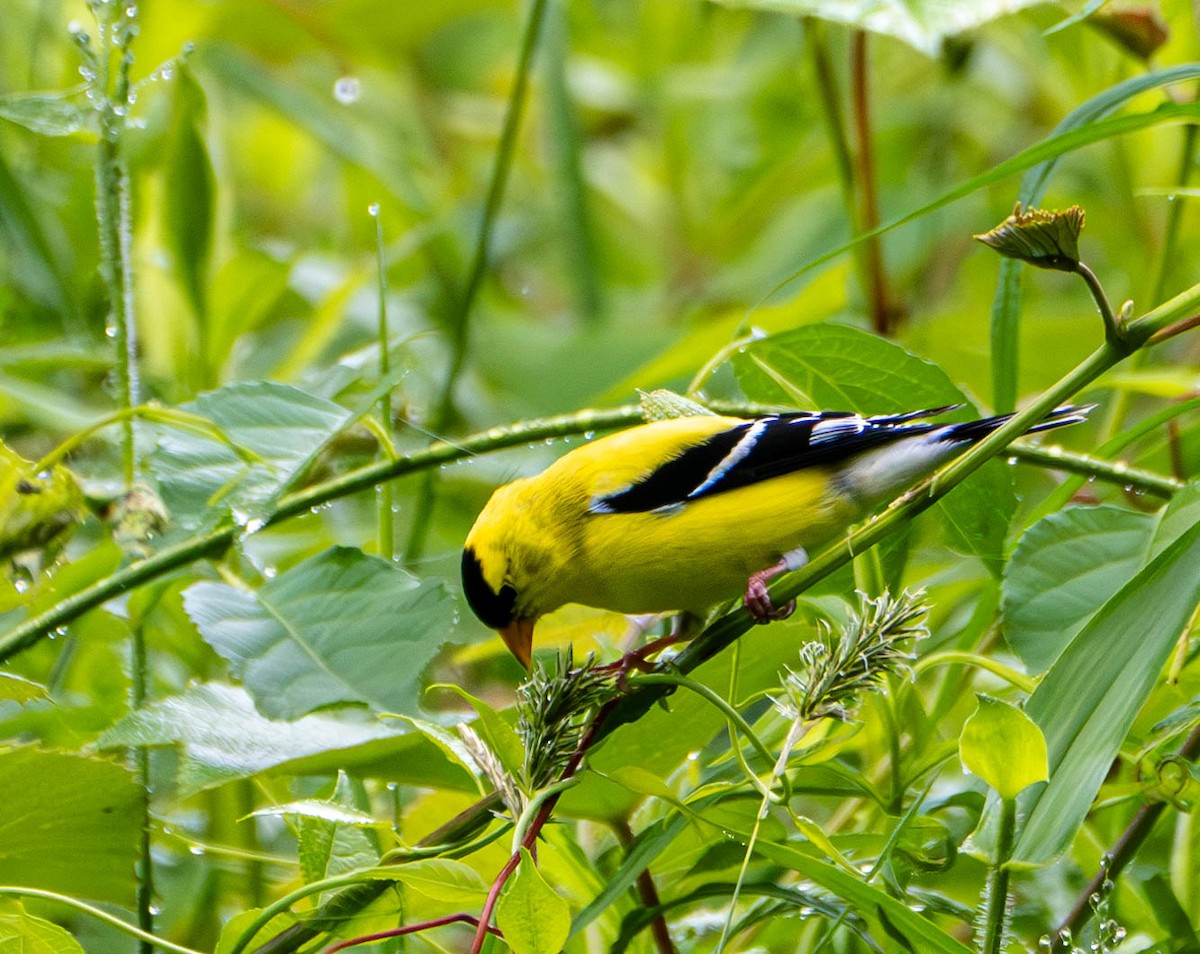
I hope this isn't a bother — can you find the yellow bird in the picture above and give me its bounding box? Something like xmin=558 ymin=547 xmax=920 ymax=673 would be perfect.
xmin=462 ymin=405 xmax=1088 ymax=668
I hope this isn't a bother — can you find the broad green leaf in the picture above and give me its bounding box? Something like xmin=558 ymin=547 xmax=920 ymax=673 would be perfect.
xmin=163 ymin=65 xmax=215 ymax=322
xmin=148 ymin=380 xmax=354 ymax=526
xmin=1004 ymin=487 xmax=1200 ymax=672
xmin=296 ymin=772 xmax=380 ymax=887
xmin=184 ymin=546 xmax=453 ymax=719
xmin=99 ymin=682 xmax=474 ymax=795
xmin=431 ymin=684 xmax=524 ymax=780
xmin=0 ymin=911 xmax=86 ymax=954
xmin=0 ymin=747 xmax=139 ymax=905
xmin=0 ymin=89 xmax=93 ymax=137
xmin=1002 ymin=506 xmax=1154 ymax=672
xmin=391 ymin=858 xmax=489 ymax=903
xmin=0 ymin=672 xmax=46 ymax=703
xmin=975 ymin=516 xmax=1200 ymax=866
xmin=959 ymin=695 xmax=1047 ymax=800
xmin=389 ymin=715 xmax=484 ymax=790
xmin=496 ymin=848 xmax=571 ymax=954
xmin=731 ymin=322 xmax=1015 ymax=571
xmin=255 ymin=799 xmax=382 ymax=827
xmin=214 ymin=908 xmax=299 ymax=954
xmin=708 ymin=0 xmax=1045 ymax=57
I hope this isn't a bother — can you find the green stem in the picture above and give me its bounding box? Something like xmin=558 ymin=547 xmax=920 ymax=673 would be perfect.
xmin=403 ymin=0 xmax=550 ymax=565
xmin=373 ymin=206 xmax=395 ymax=561
xmin=1009 ymin=442 xmax=1182 ymax=498
xmin=1074 ymin=260 xmax=1125 ymax=350
xmin=132 ymin=624 xmax=154 ymax=954
xmin=92 ymin=4 xmax=139 ymax=486
xmin=982 ymin=797 xmax=1016 ymax=954
xmin=0 ymin=886 xmax=202 ymax=954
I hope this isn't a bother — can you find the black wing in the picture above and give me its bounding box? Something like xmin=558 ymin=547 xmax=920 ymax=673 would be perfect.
xmin=591 ymin=407 xmax=960 ymax=515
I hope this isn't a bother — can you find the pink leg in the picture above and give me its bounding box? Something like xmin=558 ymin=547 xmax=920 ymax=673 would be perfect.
xmin=744 ymin=548 xmax=807 ymax=623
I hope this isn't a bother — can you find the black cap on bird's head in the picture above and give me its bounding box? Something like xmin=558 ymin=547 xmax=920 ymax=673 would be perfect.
xmin=461 ymin=546 xmax=535 ymax=669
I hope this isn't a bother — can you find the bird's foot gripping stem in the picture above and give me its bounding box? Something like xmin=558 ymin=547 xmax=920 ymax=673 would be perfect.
xmin=744 ymin=547 xmax=808 ymax=624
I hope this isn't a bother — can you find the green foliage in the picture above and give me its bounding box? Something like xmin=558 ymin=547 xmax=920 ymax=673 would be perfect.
xmin=0 ymin=0 xmax=1199 ymax=952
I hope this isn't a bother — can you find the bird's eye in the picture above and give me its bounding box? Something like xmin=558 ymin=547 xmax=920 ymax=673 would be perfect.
xmin=461 ymin=548 xmax=518 ymax=629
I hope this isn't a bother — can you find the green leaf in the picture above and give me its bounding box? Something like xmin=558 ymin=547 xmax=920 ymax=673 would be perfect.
xmin=0 ymin=748 xmax=139 ymax=905
xmin=295 ymin=772 xmax=380 ymax=886
xmin=1004 ymin=486 xmax=1200 ymax=672
xmin=0 ymin=672 xmax=46 ymax=703
xmin=99 ymin=682 xmax=473 ymax=795
xmin=0 ymin=89 xmax=93 ymax=137
xmin=184 ymin=547 xmax=453 ymax=719
xmin=731 ymin=323 xmax=1014 ymax=570
xmin=959 ymin=695 xmax=1048 ymax=800
xmin=214 ymin=908 xmax=298 ymax=954
xmin=496 ymin=848 xmax=571 ymax=954
xmin=708 ymin=0 xmax=1045 ymax=57
xmin=430 ymin=684 xmax=524 ymax=780
xmin=163 ymin=65 xmax=215 ymax=322
xmin=1002 ymin=506 xmax=1154 ymax=672
xmin=976 ymin=516 xmax=1200 ymax=866
xmin=0 ymin=911 xmax=86 ymax=954
xmin=148 ymin=380 xmax=354 ymax=526
xmin=391 ymin=858 xmax=489 ymax=903
xmin=0 ymin=151 xmax=77 ymax=323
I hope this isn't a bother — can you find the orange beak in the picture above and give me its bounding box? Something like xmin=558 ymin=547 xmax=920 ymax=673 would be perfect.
xmin=500 ymin=617 xmax=537 ymax=670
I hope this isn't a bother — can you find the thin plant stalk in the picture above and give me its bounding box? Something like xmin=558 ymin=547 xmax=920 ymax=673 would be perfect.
xmin=131 ymin=623 xmax=153 ymax=953
xmin=981 ymin=797 xmax=1016 ymax=954
xmin=92 ymin=0 xmax=139 ymax=485
xmin=371 ymin=204 xmax=395 ymax=561
xmin=806 ymin=21 xmax=872 ymax=302
xmin=402 ymin=0 xmax=550 ymax=566
xmin=850 ymin=29 xmax=895 ymax=335
xmin=90 ymin=3 xmax=153 ymax=947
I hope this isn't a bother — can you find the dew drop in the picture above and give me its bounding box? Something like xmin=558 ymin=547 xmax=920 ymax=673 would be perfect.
xmin=263 ymin=566 xmax=277 ymax=579
xmin=367 ymin=201 xmax=381 ymax=217
xmin=189 ymin=845 xmax=205 ymax=856
xmin=1006 ymin=456 xmax=1018 ymax=466
xmin=333 ymin=76 xmax=361 ymax=104
xmin=68 ymin=19 xmax=85 ymax=34
xmin=159 ymin=63 xmax=174 ymax=80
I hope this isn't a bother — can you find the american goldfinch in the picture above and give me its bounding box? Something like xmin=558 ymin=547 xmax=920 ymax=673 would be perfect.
xmin=462 ymin=405 xmax=1089 ymax=668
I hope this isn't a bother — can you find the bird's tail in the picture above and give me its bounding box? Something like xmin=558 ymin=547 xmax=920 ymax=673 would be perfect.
xmin=934 ymin=404 xmax=1094 ymax=444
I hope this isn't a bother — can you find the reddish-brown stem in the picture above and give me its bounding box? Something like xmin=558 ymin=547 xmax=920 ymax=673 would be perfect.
xmin=850 ymin=29 xmax=895 ymax=336
xmin=323 ymin=914 xmax=501 ymax=953
xmin=467 ymin=699 xmax=618 ymax=954
xmin=1148 ymin=311 xmax=1200 ymax=345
